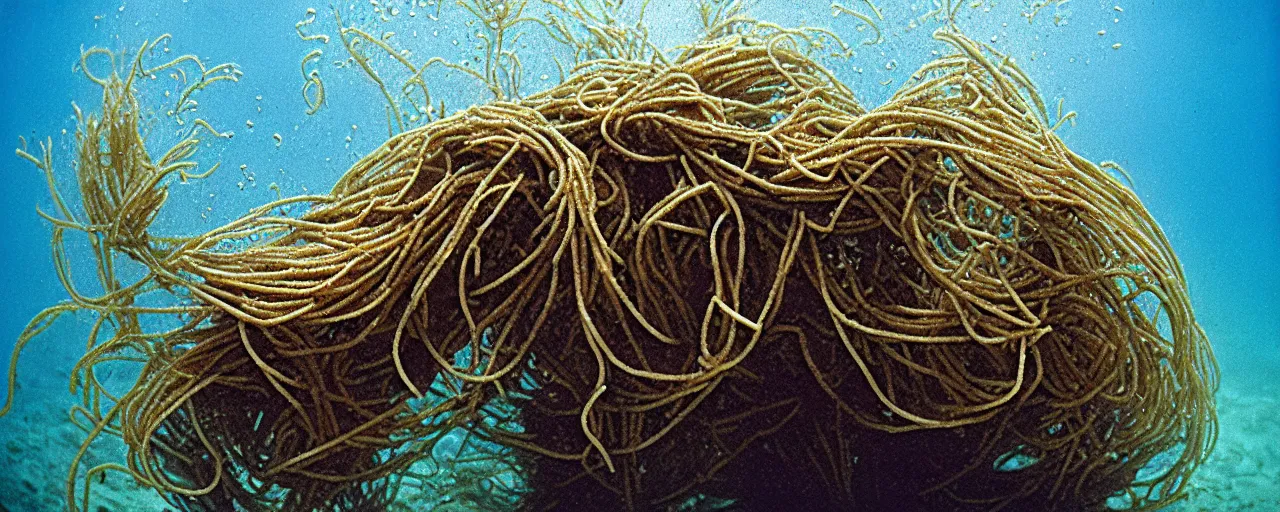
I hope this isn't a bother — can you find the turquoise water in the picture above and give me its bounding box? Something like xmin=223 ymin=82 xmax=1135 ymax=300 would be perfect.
xmin=0 ymin=1 xmax=1276 ymax=510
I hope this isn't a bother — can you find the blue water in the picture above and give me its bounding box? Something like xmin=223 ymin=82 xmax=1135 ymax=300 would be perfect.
xmin=0 ymin=0 xmax=1276 ymax=509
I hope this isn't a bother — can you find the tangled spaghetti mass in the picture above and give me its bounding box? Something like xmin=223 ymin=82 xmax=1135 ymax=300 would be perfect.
xmin=5 ymin=6 xmax=1216 ymax=512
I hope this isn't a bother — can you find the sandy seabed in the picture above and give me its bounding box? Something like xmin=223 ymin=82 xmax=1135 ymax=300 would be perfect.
xmin=1 ymin=380 xmax=1276 ymax=511
xmin=1172 ymin=385 xmax=1280 ymax=511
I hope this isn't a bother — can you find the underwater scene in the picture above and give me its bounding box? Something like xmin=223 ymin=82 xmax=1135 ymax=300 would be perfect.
xmin=0 ymin=0 xmax=1276 ymax=510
